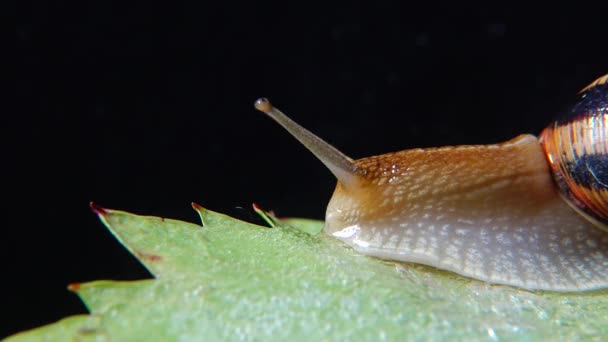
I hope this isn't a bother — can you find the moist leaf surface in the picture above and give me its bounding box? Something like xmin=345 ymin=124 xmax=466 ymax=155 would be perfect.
xmin=7 ymin=205 xmax=607 ymax=341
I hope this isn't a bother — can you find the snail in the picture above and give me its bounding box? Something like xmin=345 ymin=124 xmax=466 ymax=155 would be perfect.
xmin=253 ymin=74 xmax=607 ymax=292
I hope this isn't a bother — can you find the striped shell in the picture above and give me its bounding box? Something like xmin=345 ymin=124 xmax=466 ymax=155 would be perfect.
xmin=540 ymin=75 xmax=608 ymax=231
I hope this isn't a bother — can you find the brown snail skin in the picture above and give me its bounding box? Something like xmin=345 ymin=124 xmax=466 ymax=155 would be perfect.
xmin=254 ymin=74 xmax=608 ymax=292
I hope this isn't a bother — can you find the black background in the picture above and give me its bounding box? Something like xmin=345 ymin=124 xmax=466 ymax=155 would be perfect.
xmin=11 ymin=1 xmax=607 ymax=337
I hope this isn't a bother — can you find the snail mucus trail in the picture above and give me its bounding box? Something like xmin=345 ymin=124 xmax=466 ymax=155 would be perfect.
xmin=253 ymin=75 xmax=607 ymax=292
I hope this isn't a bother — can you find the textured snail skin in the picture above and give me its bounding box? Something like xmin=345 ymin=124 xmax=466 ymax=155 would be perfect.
xmin=254 ymin=75 xmax=608 ymax=292
xmin=325 ymin=135 xmax=607 ymax=292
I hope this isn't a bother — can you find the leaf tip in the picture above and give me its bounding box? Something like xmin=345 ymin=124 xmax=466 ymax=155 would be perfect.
xmin=67 ymin=282 xmax=81 ymax=292
xmin=191 ymin=202 xmax=204 ymax=211
xmin=89 ymin=202 xmax=108 ymax=216
xmin=252 ymin=203 xmax=276 ymax=227
xmin=192 ymin=202 xmax=207 ymax=226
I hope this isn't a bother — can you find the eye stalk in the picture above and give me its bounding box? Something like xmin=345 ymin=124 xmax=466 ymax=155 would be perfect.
xmin=253 ymin=97 xmax=361 ymax=190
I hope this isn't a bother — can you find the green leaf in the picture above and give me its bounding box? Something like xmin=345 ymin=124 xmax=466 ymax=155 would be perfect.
xmin=7 ymin=204 xmax=608 ymax=341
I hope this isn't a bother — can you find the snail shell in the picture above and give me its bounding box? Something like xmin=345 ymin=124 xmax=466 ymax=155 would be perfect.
xmin=254 ymin=74 xmax=608 ymax=292
xmin=540 ymin=74 xmax=608 ymax=230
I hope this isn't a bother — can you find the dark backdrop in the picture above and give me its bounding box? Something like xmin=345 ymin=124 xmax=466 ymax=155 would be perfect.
xmin=11 ymin=1 xmax=607 ymax=337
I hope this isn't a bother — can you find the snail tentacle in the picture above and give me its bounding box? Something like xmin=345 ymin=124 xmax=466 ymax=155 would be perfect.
xmin=254 ymin=98 xmax=361 ymax=189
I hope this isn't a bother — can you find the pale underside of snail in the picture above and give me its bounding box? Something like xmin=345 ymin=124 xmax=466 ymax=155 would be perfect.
xmin=254 ymin=75 xmax=608 ymax=292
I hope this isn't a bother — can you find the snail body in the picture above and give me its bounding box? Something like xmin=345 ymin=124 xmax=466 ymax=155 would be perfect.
xmin=254 ymin=74 xmax=608 ymax=292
